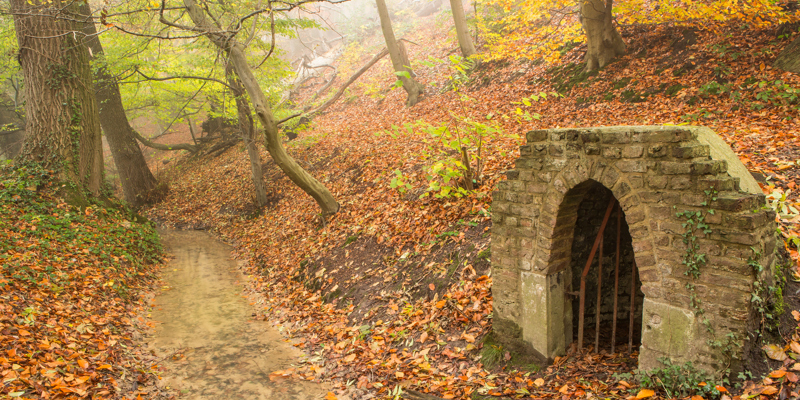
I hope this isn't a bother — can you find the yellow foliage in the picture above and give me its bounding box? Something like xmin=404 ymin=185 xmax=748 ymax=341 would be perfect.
xmin=477 ymin=0 xmax=799 ymax=62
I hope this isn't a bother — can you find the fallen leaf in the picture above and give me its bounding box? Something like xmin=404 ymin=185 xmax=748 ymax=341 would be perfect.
xmin=325 ymin=392 xmax=337 ymax=400
xmin=763 ymin=344 xmax=788 ymax=361
xmin=534 ymin=378 xmax=544 ymax=387
xmin=636 ymin=389 xmax=655 ymax=399
xmin=761 ymin=386 xmax=779 ymax=395
xmin=769 ymin=369 xmax=786 ymax=379
xmin=791 ymin=341 xmax=800 ymax=354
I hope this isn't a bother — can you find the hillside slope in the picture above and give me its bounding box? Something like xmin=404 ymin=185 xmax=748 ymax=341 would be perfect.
xmin=145 ymin=15 xmax=800 ymax=399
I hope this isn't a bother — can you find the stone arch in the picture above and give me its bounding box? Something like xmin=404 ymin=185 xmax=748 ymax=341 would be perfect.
xmin=491 ymin=126 xmax=779 ymax=372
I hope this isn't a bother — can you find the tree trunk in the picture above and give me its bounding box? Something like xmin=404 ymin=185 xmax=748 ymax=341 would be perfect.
xmin=225 ymin=64 xmax=269 ymax=208
xmin=77 ymin=2 xmax=158 ymax=207
xmin=775 ymin=35 xmax=800 ymax=74
xmin=375 ymin=0 xmax=424 ymax=107
xmin=449 ymin=0 xmax=476 ymax=58
xmin=182 ymin=0 xmax=339 ymax=217
xmin=580 ymin=0 xmax=625 ymax=72
xmin=11 ymin=0 xmax=103 ymax=196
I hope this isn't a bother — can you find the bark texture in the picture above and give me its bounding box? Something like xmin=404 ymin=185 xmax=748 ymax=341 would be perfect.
xmin=78 ymin=2 xmax=158 ymax=207
xmin=376 ymin=0 xmax=424 ymax=107
xmin=11 ymin=0 xmax=103 ymax=195
xmin=449 ymin=0 xmax=476 ymax=58
xmin=225 ymin=64 xmax=268 ymax=208
xmin=775 ymin=35 xmax=800 ymax=74
xmin=580 ymin=0 xmax=626 ymax=72
xmin=181 ymin=0 xmax=339 ymax=216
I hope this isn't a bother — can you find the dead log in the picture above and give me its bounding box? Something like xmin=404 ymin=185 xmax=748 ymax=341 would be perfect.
xmin=309 ymin=69 xmax=338 ymax=102
xmin=303 ymin=47 xmax=390 ymax=115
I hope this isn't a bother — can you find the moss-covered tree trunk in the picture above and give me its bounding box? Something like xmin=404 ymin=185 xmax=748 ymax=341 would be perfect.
xmin=182 ymin=0 xmax=339 ymax=217
xmin=580 ymin=0 xmax=626 ymax=72
xmin=225 ymin=64 xmax=268 ymax=208
xmin=375 ymin=0 xmax=424 ymax=106
xmin=449 ymin=0 xmax=476 ymax=58
xmin=11 ymin=0 xmax=103 ymax=195
xmin=78 ymin=2 xmax=158 ymax=207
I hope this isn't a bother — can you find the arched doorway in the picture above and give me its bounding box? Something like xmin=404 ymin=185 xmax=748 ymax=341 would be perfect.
xmin=566 ymin=181 xmax=642 ymax=354
xmin=490 ymin=125 xmax=779 ymax=372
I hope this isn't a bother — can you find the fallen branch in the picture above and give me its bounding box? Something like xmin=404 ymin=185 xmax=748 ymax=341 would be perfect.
xmin=309 ymin=69 xmax=338 ymax=102
xmin=132 ymin=129 xmax=199 ymax=152
xmin=302 ymin=47 xmax=389 ymax=116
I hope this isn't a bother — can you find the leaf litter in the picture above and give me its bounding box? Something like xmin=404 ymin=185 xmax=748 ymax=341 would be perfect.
xmin=143 ymin=17 xmax=800 ymax=400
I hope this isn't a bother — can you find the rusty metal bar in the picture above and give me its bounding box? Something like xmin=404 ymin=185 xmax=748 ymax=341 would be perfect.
xmin=594 ymin=234 xmax=603 ymax=353
xmin=629 ymin=259 xmax=637 ymax=353
xmin=577 ymin=198 xmax=616 ymax=352
xmin=611 ymin=205 xmax=621 ymax=354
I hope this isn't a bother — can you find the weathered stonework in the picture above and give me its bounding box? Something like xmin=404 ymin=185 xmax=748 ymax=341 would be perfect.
xmin=491 ymin=125 xmax=778 ymax=372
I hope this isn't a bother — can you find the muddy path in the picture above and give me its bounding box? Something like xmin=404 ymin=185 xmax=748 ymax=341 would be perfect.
xmin=149 ymin=229 xmax=331 ymax=399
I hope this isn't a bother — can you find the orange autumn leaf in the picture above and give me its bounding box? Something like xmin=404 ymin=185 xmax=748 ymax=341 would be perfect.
xmin=325 ymin=392 xmax=337 ymax=400
xmin=790 ymin=341 xmax=800 ymax=354
xmin=77 ymin=359 xmax=89 ymax=369
xmin=636 ymin=389 xmax=656 ymax=399
xmin=769 ymin=369 xmax=787 ymax=379
xmin=761 ymin=386 xmax=779 ymax=395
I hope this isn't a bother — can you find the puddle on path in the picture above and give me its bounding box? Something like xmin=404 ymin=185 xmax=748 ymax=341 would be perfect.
xmin=149 ymin=229 xmax=329 ymax=399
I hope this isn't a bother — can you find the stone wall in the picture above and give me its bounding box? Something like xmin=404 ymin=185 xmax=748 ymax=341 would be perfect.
xmin=491 ymin=125 xmax=778 ymax=372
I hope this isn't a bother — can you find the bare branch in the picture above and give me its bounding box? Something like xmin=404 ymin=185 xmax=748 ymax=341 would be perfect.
xmin=132 ymin=67 xmax=232 ymax=88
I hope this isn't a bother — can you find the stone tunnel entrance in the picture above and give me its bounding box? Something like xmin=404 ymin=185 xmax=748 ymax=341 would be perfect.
xmin=567 ymin=181 xmax=643 ymax=354
xmin=491 ymin=126 xmax=780 ymax=372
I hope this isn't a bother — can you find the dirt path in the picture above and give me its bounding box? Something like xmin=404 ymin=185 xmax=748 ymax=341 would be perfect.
xmin=149 ymin=229 xmax=330 ymax=399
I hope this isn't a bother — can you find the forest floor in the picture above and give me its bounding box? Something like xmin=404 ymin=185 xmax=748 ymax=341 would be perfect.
xmin=139 ymin=13 xmax=800 ymax=400
xmin=4 ymin=9 xmax=800 ymax=400
xmin=145 ymin=229 xmax=339 ymax=399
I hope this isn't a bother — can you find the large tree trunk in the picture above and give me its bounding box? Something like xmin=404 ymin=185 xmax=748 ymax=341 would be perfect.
xmin=225 ymin=64 xmax=269 ymax=208
xmin=449 ymin=0 xmax=476 ymax=58
xmin=77 ymin=2 xmax=158 ymax=207
xmin=775 ymin=35 xmax=800 ymax=74
xmin=580 ymin=0 xmax=625 ymax=72
xmin=11 ymin=0 xmax=103 ymax=195
xmin=181 ymin=0 xmax=339 ymax=216
xmin=375 ymin=0 xmax=424 ymax=107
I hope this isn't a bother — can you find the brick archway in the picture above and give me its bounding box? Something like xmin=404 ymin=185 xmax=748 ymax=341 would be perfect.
xmin=491 ymin=126 xmax=778 ymax=371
